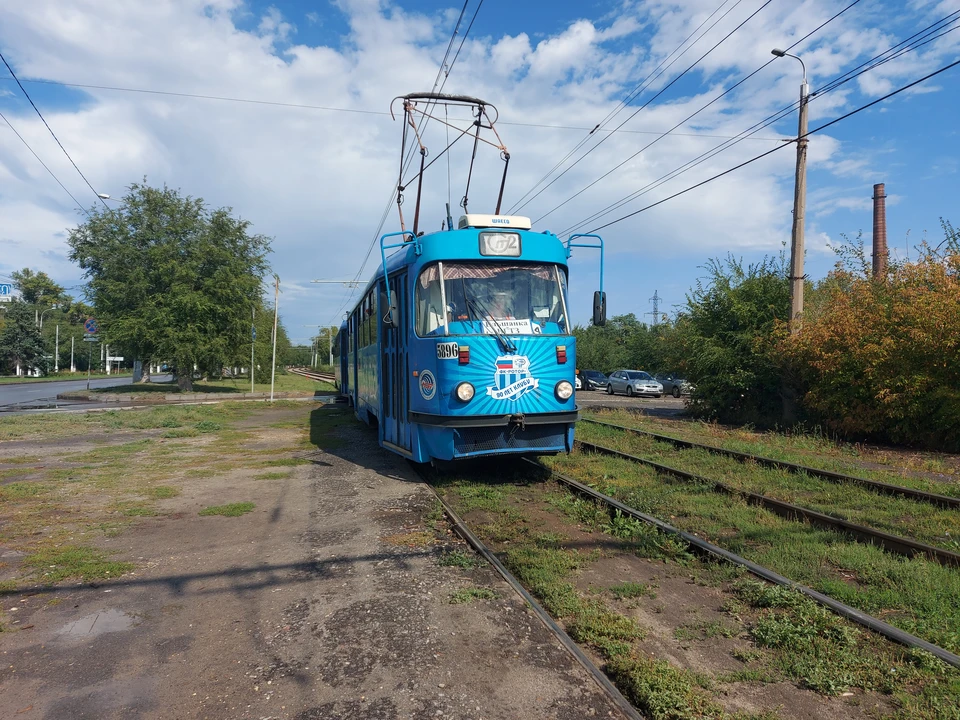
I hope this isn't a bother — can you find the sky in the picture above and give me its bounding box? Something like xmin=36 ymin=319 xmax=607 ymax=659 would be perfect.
xmin=1 ymin=0 xmax=958 ymax=346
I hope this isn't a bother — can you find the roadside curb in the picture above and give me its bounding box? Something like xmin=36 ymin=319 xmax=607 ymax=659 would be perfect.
xmin=57 ymin=390 xmax=320 ymax=403
xmin=0 ymin=374 xmax=133 ymax=387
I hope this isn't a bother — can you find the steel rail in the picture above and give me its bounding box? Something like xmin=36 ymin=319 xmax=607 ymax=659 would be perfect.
xmin=584 ymin=418 xmax=960 ymax=510
xmin=525 ymin=458 xmax=960 ymax=669
xmin=424 ymin=482 xmax=645 ymax=720
xmin=287 ymin=367 xmax=337 ymax=384
xmin=576 ymin=439 xmax=960 ymax=567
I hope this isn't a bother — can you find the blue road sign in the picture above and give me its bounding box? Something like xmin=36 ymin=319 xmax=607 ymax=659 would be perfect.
xmin=0 ymin=283 xmax=11 ymax=295
xmin=84 ymin=317 xmax=99 ymax=334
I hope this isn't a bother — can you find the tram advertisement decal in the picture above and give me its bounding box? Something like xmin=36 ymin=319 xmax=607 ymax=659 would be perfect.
xmin=486 ymin=355 xmax=538 ymax=401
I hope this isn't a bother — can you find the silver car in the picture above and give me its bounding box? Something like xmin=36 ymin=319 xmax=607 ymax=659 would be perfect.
xmin=606 ymin=370 xmax=663 ymax=398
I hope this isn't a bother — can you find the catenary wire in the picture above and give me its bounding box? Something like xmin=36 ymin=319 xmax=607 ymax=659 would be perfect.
xmin=586 ymin=57 xmax=960 ymax=234
xmin=510 ymin=0 xmax=774 ymax=216
xmin=534 ymin=0 xmax=863 ymax=226
xmin=558 ymin=10 xmax=960 ymax=235
xmin=0 ymin=109 xmax=90 ymax=215
xmin=0 ymin=50 xmax=109 ymax=211
xmin=506 ymin=0 xmax=737 ymax=213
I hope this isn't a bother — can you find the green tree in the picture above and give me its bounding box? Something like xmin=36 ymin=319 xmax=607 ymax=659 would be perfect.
xmin=0 ymin=299 xmax=49 ymax=376
xmin=10 ymin=268 xmax=69 ymax=308
xmin=668 ymin=255 xmax=791 ymax=425
xmin=67 ymin=182 xmax=271 ymax=391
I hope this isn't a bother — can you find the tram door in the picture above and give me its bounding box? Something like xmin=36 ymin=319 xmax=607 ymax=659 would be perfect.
xmin=380 ymin=273 xmax=411 ymax=453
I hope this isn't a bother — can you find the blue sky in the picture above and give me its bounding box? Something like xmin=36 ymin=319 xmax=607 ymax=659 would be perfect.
xmin=1 ymin=0 xmax=958 ymax=345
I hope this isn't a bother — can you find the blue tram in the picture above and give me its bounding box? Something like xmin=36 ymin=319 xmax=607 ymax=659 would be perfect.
xmin=335 ymin=213 xmax=605 ymax=464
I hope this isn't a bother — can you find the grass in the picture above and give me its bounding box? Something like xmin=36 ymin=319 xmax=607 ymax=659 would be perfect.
xmin=198 ymin=502 xmax=255 ymax=517
xmin=90 ymin=373 xmax=335 ymax=396
xmin=254 ymin=471 xmax=291 ymax=481
xmin=576 ymin=420 xmax=960 ymax=550
xmin=0 ymin=482 xmax=50 ymax=501
xmin=438 ymin=549 xmax=485 ymax=569
xmin=0 ymin=372 xmax=131 ymax=385
xmin=546 ymin=450 xmax=960 ymax=656
xmin=22 ymin=545 xmax=134 ymax=583
xmin=437 ymin=468 xmax=960 ymax=719
xmin=449 ymin=586 xmax=499 ymax=603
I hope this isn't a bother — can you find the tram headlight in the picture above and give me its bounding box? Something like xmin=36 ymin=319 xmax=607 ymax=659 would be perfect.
xmin=555 ymin=380 xmax=574 ymax=400
xmin=455 ymin=382 xmax=475 ymax=402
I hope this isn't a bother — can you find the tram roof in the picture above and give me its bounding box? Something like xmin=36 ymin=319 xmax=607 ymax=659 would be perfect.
xmin=359 ymin=225 xmax=570 ymax=296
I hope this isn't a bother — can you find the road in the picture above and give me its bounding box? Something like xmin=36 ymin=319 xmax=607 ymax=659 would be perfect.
xmin=0 ymin=375 xmax=171 ymax=411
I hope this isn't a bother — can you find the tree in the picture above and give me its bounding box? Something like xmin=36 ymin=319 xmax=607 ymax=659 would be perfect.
xmin=0 ymin=299 xmax=49 ymax=376
xmin=67 ymin=182 xmax=272 ymax=391
xmin=10 ymin=268 xmax=69 ymax=308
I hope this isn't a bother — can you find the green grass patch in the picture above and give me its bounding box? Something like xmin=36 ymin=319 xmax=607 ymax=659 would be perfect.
xmin=609 ymin=581 xmax=654 ymax=600
xmin=438 ymin=550 xmax=484 ymax=569
xmin=0 ymin=482 xmax=49 ymax=501
xmin=146 ymin=485 xmax=179 ymax=499
xmin=23 ymin=545 xmax=134 ymax=583
xmin=254 ymin=471 xmax=290 ymax=481
xmin=198 ymin=502 xmax=255 ymax=517
xmin=449 ymin=586 xmax=499 ymax=603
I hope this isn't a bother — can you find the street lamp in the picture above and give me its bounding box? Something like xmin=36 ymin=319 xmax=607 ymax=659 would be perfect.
xmin=772 ymin=48 xmax=808 ymax=334
xmin=38 ymin=305 xmax=58 ymax=330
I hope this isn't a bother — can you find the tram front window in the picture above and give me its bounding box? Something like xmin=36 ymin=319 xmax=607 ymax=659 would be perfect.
xmin=416 ymin=262 xmax=568 ymax=336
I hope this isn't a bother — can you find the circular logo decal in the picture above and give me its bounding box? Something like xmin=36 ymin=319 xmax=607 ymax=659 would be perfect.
xmin=419 ymin=370 xmax=437 ymax=400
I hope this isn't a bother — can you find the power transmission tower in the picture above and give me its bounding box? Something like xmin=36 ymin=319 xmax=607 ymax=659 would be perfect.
xmin=645 ymin=290 xmax=662 ymax=326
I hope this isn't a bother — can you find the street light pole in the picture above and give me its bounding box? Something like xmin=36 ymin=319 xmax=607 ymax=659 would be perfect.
xmin=772 ymin=48 xmax=808 ymax=334
xmin=55 ymin=324 xmax=59 ymax=372
xmin=270 ymin=275 xmax=280 ymax=402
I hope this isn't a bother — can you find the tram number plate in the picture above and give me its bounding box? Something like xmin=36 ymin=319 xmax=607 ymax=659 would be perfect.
xmin=436 ymin=342 xmax=460 ymax=359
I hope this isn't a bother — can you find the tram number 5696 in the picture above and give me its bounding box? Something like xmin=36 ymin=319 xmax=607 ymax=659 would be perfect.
xmin=436 ymin=342 xmax=460 ymax=359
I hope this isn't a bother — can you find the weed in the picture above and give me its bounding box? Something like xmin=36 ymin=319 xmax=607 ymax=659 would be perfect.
xmin=162 ymin=428 xmax=200 ymax=439
xmin=23 ymin=545 xmax=134 ymax=583
xmin=146 ymin=485 xmax=179 ymax=499
xmin=194 ymin=420 xmax=222 ymax=433
xmin=449 ymin=586 xmax=499 ymax=603
xmin=198 ymin=502 xmax=255 ymax=517
xmin=254 ymin=472 xmax=290 ymax=481
xmin=732 ymin=647 xmax=763 ymax=663
xmin=260 ymin=458 xmax=313 ymax=468
xmin=438 ymin=550 xmax=484 ymax=569
xmin=0 ymin=482 xmax=48 ymax=500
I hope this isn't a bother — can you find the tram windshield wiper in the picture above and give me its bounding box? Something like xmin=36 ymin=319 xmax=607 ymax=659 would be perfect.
xmin=463 ymin=292 xmax=517 ymax=354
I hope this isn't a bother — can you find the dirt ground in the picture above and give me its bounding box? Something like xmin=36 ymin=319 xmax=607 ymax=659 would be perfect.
xmin=0 ymin=405 xmax=631 ymax=720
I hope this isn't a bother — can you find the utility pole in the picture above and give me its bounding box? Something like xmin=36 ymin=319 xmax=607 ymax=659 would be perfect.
xmin=270 ymin=275 xmax=279 ymax=402
xmin=772 ymin=49 xmax=808 ymax=334
xmin=70 ymin=335 xmax=75 ymax=373
xmin=329 ymin=326 xmax=335 ymax=367
xmin=54 ymin=324 xmax=59 ymax=372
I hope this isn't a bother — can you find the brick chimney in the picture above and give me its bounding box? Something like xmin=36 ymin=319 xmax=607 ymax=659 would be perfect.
xmin=872 ymin=183 xmax=887 ymax=278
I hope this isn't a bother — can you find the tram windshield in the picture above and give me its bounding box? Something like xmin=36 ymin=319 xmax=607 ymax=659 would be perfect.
xmin=416 ymin=262 xmax=568 ymax=337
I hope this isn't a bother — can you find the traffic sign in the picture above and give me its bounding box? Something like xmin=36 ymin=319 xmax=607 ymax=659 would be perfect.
xmin=82 ymin=336 xmax=100 ymax=342
xmin=252 ymin=326 xmax=257 ymax=340
xmin=84 ymin=317 xmax=99 ymax=334
xmin=0 ymin=283 xmax=11 ymax=295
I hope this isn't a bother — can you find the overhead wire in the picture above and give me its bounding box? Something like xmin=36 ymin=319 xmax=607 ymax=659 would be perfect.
xmin=506 ymin=0 xmax=738 ymax=213
xmin=509 ymin=0 xmax=775 ymax=216
xmin=327 ymin=1 xmax=481 ymax=326
xmin=0 ymin=109 xmax=90 ymax=215
xmin=558 ymin=8 xmax=960 ymax=235
xmin=586 ymin=57 xmax=960 ymax=234
xmin=536 ymin=0 xmax=863 ymax=226
xmin=0 ymin=50 xmax=110 ymax=211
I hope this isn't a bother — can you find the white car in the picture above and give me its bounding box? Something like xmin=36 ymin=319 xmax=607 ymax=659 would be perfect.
xmin=575 ymin=375 xmax=582 ymax=390
xmin=605 ymin=370 xmax=663 ymax=398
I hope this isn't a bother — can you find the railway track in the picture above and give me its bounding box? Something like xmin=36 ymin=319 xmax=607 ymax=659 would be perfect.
xmin=583 ymin=417 xmax=960 ymax=509
xmin=575 ymin=438 xmax=960 ymax=568
xmin=525 ymin=457 xmax=960 ymax=670
xmin=287 ymin=367 xmax=337 ymax=385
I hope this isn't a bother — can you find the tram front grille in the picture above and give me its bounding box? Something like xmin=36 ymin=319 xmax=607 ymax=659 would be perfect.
xmin=453 ymin=423 xmax=567 ymax=455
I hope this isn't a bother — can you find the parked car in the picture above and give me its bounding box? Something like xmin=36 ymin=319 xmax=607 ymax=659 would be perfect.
xmin=655 ymin=373 xmax=693 ymax=398
xmin=575 ymin=374 xmax=582 ymax=390
xmin=578 ymin=369 xmax=608 ymax=391
xmin=606 ymin=370 xmax=663 ymax=397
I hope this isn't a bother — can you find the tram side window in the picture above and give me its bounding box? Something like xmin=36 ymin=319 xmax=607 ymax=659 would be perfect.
xmin=416 ymin=265 xmax=444 ymax=336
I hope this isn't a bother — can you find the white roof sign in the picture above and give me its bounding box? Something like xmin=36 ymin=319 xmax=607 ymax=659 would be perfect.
xmin=458 ymin=214 xmax=532 ymax=230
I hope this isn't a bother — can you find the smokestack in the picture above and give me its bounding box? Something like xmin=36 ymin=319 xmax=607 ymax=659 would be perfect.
xmin=872 ymin=183 xmax=887 ymax=278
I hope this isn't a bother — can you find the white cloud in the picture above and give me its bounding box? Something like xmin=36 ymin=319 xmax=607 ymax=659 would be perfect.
xmin=0 ymin=0 xmax=953 ymax=331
